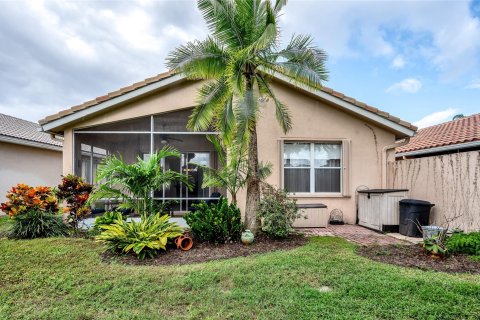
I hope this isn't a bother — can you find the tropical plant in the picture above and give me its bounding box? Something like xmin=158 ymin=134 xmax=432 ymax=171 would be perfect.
xmin=89 ymin=146 xmax=192 ymax=216
xmin=56 ymin=175 xmax=93 ymax=229
xmin=94 ymin=211 xmax=126 ymax=231
xmin=1 ymin=184 xmax=58 ymax=217
xmin=166 ymin=0 xmax=328 ymax=231
xmin=185 ymin=197 xmax=243 ymax=243
xmin=9 ymin=209 xmax=68 ymax=239
xmin=96 ymin=213 xmax=184 ymax=259
xmin=446 ymin=232 xmax=480 ymax=256
xmin=258 ymin=183 xmax=300 ymax=238
xmin=200 ymin=135 xmax=272 ymax=204
xmin=423 ymin=236 xmax=448 ymax=258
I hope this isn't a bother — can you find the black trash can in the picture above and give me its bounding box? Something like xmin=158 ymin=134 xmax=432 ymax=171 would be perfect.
xmin=399 ymin=199 xmax=434 ymax=237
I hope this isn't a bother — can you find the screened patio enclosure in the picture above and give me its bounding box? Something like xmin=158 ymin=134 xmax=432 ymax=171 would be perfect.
xmin=73 ymin=109 xmax=222 ymax=213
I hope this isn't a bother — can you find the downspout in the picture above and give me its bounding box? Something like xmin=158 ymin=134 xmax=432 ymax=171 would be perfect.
xmin=381 ymin=137 xmax=410 ymax=188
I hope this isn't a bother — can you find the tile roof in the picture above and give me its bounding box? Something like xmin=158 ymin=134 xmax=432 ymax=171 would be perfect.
xmin=397 ymin=113 xmax=480 ymax=154
xmin=0 ymin=113 xmax=62 ymax=148
xmin=39 ymin=70 xmax=417 ymax=132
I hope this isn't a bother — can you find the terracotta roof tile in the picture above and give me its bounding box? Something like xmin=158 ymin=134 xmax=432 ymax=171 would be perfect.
xmin=39 ymin=70 xmax=417 ymax=132
xmin=0 ymin=113 xmax=62 ymax=147
xmin=397 ymin=114 xmax=480 ymax=154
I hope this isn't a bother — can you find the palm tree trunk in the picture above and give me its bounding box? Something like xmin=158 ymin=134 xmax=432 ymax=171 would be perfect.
xmin=244 ymin=124 xmax=260 ymax=232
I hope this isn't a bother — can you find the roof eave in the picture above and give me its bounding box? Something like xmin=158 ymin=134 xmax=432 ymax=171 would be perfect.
xmin=40 ymin=73 xmax=186 ymax=134
xmin=396 ymin=140 xmax=480 ymax=158
xmin=0 ymin=135 xmax=62 ymax=151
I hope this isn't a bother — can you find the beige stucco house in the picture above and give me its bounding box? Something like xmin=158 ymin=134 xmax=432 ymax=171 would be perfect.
xmin=0 ymin=113 xmax=63 ymax=202
xmin=39 ymin=72 xmax=416 ymax=225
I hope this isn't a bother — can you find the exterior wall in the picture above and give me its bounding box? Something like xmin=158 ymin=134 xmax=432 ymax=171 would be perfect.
xmin=0 ymin=141 xmax=62 ymax=202
xmin=60 ymin=79 xmax=400 ymax=224
xmin=388 ymin=151 xmax=480 ymax=232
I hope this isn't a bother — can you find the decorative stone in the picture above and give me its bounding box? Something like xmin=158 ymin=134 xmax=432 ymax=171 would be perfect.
xmin=241 ymin=230 xmax=254 ymax=245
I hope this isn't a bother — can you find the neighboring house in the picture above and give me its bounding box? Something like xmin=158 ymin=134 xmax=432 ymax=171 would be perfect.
xmin=390 ymin=114 xmax=480 ymax=232
xmin=396 ymin=113 xmax=480 ymax=158
xmin=39 ymin=72 xmax=416 ymax=225
xmin=0 ymin=113 xmax=63 ymax=201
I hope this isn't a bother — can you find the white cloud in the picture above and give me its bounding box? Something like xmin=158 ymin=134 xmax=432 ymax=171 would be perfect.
xmin=465 ymin=79 xmax=480 ymax=89
xmin=386 ymin=78 xmax=422 ymax=94
xmin=391 ymin=55 xmax=406 ymax=69
xmin=413 ymin=108 xmax=459 ymax=129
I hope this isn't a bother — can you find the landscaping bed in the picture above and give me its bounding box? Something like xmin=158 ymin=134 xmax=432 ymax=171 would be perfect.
xmin=102 ymin=233 xmax=307 ymax=266
xmin=358 ymin=244 xmax=480 ymax=274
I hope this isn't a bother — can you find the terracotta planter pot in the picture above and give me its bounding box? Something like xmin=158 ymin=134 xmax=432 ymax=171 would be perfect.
xmin=175 ymin=236 xmax=193 ymax=251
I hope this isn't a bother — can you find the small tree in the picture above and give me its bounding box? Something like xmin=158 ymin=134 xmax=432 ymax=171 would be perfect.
xmin=89 ymin=146 xmax=192 ymax=216
xmin=200 ymin=135 xmax=272 ymax=205
xmin=56 ymin=175 xmax=93 ymax=229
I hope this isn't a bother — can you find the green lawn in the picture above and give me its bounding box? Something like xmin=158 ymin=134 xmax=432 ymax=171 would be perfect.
xmin=0 ymin=235 xmax=479 ymax=320
xmin=0 ymin=216 xmax=11 ymax=236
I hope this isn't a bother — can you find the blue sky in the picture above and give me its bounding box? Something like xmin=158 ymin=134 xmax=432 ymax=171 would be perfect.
xmin=0 ymin=0 xmax=479 ymax=128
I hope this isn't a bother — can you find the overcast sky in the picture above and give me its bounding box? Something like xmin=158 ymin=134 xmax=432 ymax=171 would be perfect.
xmin=0 ymin=0 xmax=479 ymax=128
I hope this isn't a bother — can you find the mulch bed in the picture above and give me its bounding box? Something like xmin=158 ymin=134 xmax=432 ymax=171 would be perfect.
xmin=101 ymin=233 xmax=307 ymax=266
xmin=358 ymin=244 xmax=480 ymax=274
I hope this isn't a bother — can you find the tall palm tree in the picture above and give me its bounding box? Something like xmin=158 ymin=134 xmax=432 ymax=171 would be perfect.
xmin=166 ymin=0 xmax=328 ymax=231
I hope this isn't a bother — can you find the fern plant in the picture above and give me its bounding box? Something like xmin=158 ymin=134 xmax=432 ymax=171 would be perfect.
xmin=446 ymin=232 xmax=480 ymax=256
xmin=95 ymin=213 xmax=184 ymax=259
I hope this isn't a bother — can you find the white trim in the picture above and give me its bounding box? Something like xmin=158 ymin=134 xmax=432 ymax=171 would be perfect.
xmin=269 ymin=72 xmax=416 ymax=137
xmin=0 ymin=135 xmax=62 ymax=151
xmin=41 ymin=73 xmax=185 ymax=132
xmin=396 ymin=140 xmax=480 ymax=158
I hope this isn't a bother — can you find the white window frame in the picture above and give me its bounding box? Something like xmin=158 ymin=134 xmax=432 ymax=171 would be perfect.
xmin=282 ymin=140 xmax=344 ymax=196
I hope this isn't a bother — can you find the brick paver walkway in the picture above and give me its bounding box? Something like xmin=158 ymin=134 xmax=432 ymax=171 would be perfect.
xmin=297 ymin=224 xmax=407 ymax=246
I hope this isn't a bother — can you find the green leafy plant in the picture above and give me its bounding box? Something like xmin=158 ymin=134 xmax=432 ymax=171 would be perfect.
xmin=185 ymin=197 xmax=242 ymax=243
xmin=94 ymin=211 xmax=126 ymax=231
xmin=56 ymin=175 xmax=93 ymax=229
xmin=446 ymin=232 xmax=480 ymax=256
xmin=9 ymin=209 xmax=68 ymax=239
xmin=89 ymin=146 xmax=192 ymax=216
xmin=258 ymin=184 xmax=300 ymax=238
xmin=166 ymin=0 xmax=328 ymax=232
xmin=95 ymin=213 xmax=184 ymax=259
xmin=423 ymin=236 xmax=448 ymax=257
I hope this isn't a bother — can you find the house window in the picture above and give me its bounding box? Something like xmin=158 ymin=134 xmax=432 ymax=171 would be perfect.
xmin=284 ymin=142 xmax=342 ymax=193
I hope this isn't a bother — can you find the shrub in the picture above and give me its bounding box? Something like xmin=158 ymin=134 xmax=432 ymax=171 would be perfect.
xmin=1 ymin=184 xmax=58 ymax=217
xmin=56 ymin=175 xmax=93 ymax=229
xmin=446 ymin=232 xmax=480 ymax=256
xmin=258 ymin=184 xmax=301 ymax=238
xmin=96 ymin=213 xmax=184 ymax=259
xmin=185 ymin=197 xmax=242 ymax=243
xmin=94 ymin=211 xmax=126 ymax=230
xmin=9 ymin=209 xmax=68 ymax=239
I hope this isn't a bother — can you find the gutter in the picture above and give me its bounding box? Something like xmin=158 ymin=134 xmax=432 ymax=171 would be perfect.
xmin=382 ymin=138 xmax=410 ymax=188
xmin=396 ymin=140 xmax=480 ymax=158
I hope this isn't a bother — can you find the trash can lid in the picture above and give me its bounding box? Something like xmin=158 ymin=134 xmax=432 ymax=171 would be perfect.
xmin=400 ymin=199 xmax=434 ymax=206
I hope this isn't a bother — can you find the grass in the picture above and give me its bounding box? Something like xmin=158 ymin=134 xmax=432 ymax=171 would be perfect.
xmin=0 ymin=215 xmax=11 ymax=236
xmin=0 ymin=236 xmax=479 ymax=320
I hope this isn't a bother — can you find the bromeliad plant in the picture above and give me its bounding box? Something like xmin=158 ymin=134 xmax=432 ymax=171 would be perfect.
xmin=89 ymin=146 xmax=192 ymax=216
xmin=96 ymin=213 xmax=184 ymax=259
xmin=167 ymin=0 xmax=328 ymax=232
xmin=56 ymin=175 xmax=93 ymax=229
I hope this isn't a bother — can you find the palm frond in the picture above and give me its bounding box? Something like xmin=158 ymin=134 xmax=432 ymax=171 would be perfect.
xmin=166 ymin=37 xmax=227 ymax=79
xmin=188 ymin=78 xmax=231 ymax=131
xmin=256 ymin=73 xmax=292 ymax=133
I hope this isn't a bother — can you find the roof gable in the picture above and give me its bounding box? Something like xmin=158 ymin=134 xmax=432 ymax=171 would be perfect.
xmin=39 ymin=71 xmax=416 ymax=138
